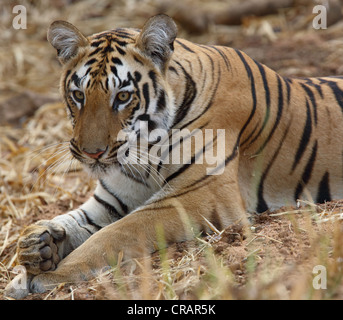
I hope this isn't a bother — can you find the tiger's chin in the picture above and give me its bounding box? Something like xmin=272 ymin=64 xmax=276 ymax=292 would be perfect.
xmin=82 ymin=162 xmax=116 ymax=179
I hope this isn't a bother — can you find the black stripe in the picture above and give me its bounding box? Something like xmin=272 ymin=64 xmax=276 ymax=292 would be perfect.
xmin=198 ymin=44 xmax=215 ymax=53
xmin=164 ymin=162 xmax=191 ymax=184
xmin=65 ymin=101 xmax=75 ymax=119
xmin=134 ymin=56 xmax=144 ymax=65
xmin=85 ymin=58 xmax=97 ymax=66
xmin=69 ymin=138 xmax=81 ymax=152
xmin=304 ymin=78 xmax=323 ymax=98
xmin=149 ymin=174 xmax=214 ymax=207
xmin=197 ymin=55 xmax=204 ymax=75
xmin=174 ymin=48 xmax=221 ymax=130
xmin=256 ymin=74 xmax=284 ymax=154
xmin=229 ymin=49 xmax=257 ymax=156
xmin=242 ymin=61 xmax=270 ymax=147
xmin=157 ymin=122 xmax=209 ymax=173
xmin=128 ymin=101 xmax=141 ymax=120
xmin=90 ymin=40 xmax=104 ymax=47
xmin=114 ymin=40 xmax=128 ymax=47
xmin=71 ymin=72 xmax=81 ymax=87
xmin=107 ymin=141 xmax=125 ymax=159
xmin=166 ymin=175 xmax=212 ymax=200
xmin=291 ymin=99 xmax=312 ymax=173
xmin=168 ymin=66 xmax=178 ymax=75
xmin=79 ymin=209 xmax=103 ymax=230
xmin=175 ymin=39 xmax=195 ymax=53
xmin=110 ymin=65 xmax=121 ymax=87
xmin=294 ymin=141 xmax=318 ymax=201
xmin=240 ymin=122 xmax=259 ymax=147
xmin=98 ymin=79 xmax=106 ymax=92
xmin=234 ymin=49 xmax=257 ymax=134
xmin=136 ymin=114 xmax=150 ymax=121
xmin=69 ymin=146 xmax=82 ymax=161
xmin=87 ymin=79 xmax=92 ymax=89
xmin=256 ymin=118 xmax=292 ymax=213
xmin=142 ymin=83 xmax=150 ymax=112
xmin=64 ymin=69 xmax=72 ymax=89
xmin=93 ymin=32 xmax=109 ymax=39
xmin=148 ymin=71 xmax=158 ymax=95
xmin=84 ymin=66 xmax=92 ymax=77
xmin=300 ymin=83 xmax=318 ymax=125
xmin=102 ymin=43 xmax=114 ymax=54
xmin=325 ymin=80 xmax=343 ymax=113
xmin=88 ymin=46 xmax=103 ymax=57
xmin=115 ymin=45 xmax=126 ymax=55
xmin=99 ymin=179 xmax=128 ymax=214
xmin=284 ymin=77 xmax=292 ymax=105
xmin=209 ymin=45 xmax=231 ymax=71
xmin=121 ymin=75 xmax=132 ymax=89
xmin=164 ymin=135 xmax=217 ymax=184
xmin=114 ymin=32 xmax=134 ymax=40
xmin=172 ymin=62 xmax=197 ymax=127
xmin=176 ymin=61 xmax=218 ymax=131
xmin=112 ymin=57 xmax=123 ymax=66
xmin=133 ymin=71 xmax=142 ymax=84
xmin=156 ymin=90 xmax=166 ymax=112
xmin=93 ymin=194 xmax=123 ymax=220
xmin=69 ymin=213 xmax=93 ymax=235
xmin=316 ymin=172 xmax=331 ymax=203
xmin=210 ymin=208 xmax=223 ymax=231
xmin=114 ymin=29 xmax=134 ymax=37
xmin=120 ymin=165 xmax=148 ymax=186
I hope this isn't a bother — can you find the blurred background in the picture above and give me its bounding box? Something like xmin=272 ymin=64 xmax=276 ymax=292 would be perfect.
xmin=2 ymin=0 xmax=343 ymax=123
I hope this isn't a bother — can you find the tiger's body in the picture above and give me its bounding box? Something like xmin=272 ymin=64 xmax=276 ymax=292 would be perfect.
xmin=5 ymin=15 xmax=343 ymax=298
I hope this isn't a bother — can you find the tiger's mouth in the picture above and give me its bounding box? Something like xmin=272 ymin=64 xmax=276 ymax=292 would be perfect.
xmin=69 ymin=124 xmax=168 ymax=179
xmin=69 ymin=139 xmax=125 ymax=177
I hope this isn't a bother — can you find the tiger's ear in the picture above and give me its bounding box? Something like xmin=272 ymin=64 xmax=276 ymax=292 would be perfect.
xmin=47 ymin=21 xmax=89 ymax=64
xmin=136 ymin=14 xmax=177 ymax=71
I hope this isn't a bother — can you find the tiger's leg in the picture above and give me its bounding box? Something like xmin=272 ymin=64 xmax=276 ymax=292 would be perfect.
xmin=29 ymin=177 xmax=248 ymax=293
xmin=14 ymin=181 xmax=126 ymax=276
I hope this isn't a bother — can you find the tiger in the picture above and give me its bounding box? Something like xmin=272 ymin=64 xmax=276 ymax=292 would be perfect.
xmin=5 ymin=14 xmax=343 ymax=299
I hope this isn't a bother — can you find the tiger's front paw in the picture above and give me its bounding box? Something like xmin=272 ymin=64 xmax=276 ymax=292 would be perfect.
xmin=17 ymin=221 xmax=65 ymax=275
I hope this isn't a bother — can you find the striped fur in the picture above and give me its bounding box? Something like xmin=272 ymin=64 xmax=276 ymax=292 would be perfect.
xmin=7 ymin=14 xmax=343 ymax=296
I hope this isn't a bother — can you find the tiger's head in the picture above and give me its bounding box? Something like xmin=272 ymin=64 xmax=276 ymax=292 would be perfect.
xmin=47 ymin=14 xmax=177 ymax=177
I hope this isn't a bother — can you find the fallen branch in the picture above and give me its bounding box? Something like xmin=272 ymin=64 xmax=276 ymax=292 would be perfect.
xmin=212 ymin=0 xmax=294 ymax=25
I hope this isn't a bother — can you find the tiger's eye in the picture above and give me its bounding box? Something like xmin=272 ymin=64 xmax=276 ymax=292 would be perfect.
xmin=116 ymin=91 xmax=130 ymax=103
xmin=73 ymin=90 xmax=84 ymax=102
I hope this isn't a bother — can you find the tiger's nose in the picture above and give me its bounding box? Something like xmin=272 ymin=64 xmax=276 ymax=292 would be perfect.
xmin=82 ymin=147 xmax=107 ymax=159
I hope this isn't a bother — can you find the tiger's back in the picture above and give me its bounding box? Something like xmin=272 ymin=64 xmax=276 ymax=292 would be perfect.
xmin=165 ymin=38 xmax=343 ymax=213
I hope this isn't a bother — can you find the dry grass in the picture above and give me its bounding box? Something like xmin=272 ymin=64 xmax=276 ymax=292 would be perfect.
xmin=2 ymin=0 xmax=343 ymax=300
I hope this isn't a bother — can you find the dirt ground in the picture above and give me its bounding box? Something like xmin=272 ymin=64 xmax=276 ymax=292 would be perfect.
xmin=2 ymin=0 xmax=343 ymax=300
xmin=2 ymin=199 xmax=343 ymax=300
